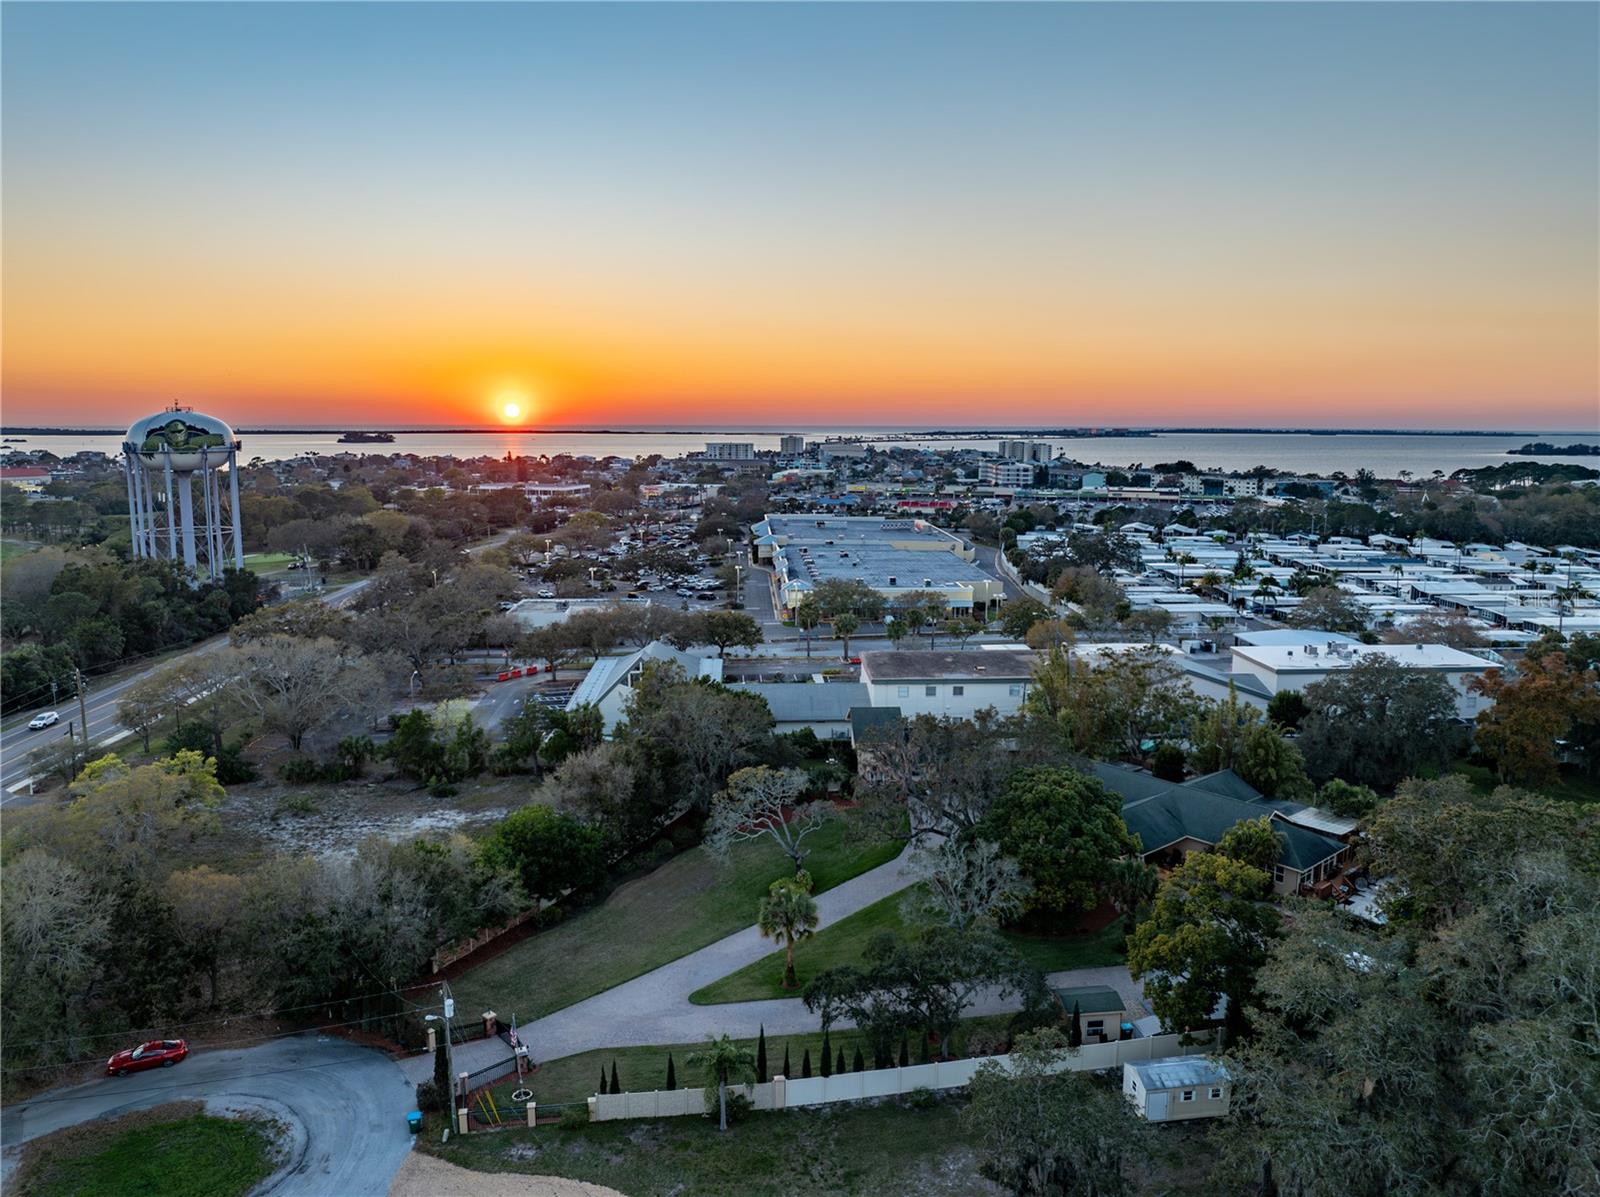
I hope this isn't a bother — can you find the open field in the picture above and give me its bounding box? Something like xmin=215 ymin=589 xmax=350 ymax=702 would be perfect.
xmin=11 ymin=1103 xmax=278 ymax=1197
xmin=450 ymin=817 xmax=900 ymax=1022
xmin=689 ymin=889 xmax=1126 ymax=1004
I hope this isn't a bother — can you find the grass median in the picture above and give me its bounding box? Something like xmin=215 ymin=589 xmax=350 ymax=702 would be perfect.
xmin=13 ymin=1103 xmax=278 ymax=1197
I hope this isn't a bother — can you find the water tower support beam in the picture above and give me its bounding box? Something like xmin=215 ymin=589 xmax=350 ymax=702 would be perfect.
xmin=228 ymin=448 xmax=244 ymax=570
xmin=163 ymin=455 xmax=178 ymax=559
xmin=177 ymin=469 xmax=198 ymax=570
xmin=123 ymin=452 xmax=143 ymax=559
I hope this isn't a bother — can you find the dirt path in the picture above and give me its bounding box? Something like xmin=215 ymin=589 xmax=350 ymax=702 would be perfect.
xmin=390 ymin=1152 xmax=626 ymax=1197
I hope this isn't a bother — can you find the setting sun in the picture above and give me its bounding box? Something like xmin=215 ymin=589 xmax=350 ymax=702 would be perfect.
xmin=493 ymin=387 xmax=530 ymax=424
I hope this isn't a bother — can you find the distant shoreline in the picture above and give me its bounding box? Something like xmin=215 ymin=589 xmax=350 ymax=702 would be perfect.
xmin=2 ymin=426 xmax=1587 ymax=439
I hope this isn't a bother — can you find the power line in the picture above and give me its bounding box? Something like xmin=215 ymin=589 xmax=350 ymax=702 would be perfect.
xmin=3 ymin=981 xmax=441 ymax=1052
xmin=9 ymin=1049 xmax=398 ymax=1107
xmin=2 ymin=999 xmax=445 ymax=1078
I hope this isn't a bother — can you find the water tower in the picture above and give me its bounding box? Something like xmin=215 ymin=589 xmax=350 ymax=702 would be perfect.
xmin=122 ymin=405 xmax=244 ymax=580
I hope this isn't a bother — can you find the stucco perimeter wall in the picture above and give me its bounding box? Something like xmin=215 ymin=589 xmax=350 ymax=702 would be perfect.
xmin=588 ymin=1032 xmax=1217 ymax=1122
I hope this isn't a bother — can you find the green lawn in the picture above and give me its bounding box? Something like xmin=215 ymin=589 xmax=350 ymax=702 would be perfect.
xmin=1452 ymin=761 xmax=1600 ymax=806
xmin=429 ymin=1092 xmax=992 ymax=1197
xmin=15 ymin=1107 xmax=277 ymax=1197
xmin=450 ymin=816 xmax=900 ymax=1022
xmin=240 ymin=551 xmax=299 ymax=573
xmin=689 ymin=888 xmax=1126 ymax=1004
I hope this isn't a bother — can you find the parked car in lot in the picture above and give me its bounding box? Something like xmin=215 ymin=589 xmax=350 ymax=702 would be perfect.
xmin=107 ymin=1039 xmax=188 ymax=1076
xmin=27 ymin=711 xmax=59 ymax=729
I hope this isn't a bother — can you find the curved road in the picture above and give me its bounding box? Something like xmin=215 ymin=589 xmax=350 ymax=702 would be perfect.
xmin=1 ymin=1034 xmax=414 ymax=1195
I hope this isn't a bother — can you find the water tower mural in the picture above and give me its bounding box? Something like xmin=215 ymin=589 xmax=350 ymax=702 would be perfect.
xmin=121 ymin=406 xmax=244 ymax=580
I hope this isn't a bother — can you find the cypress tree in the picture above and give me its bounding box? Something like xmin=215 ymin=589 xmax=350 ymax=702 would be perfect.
xmin=782 ymin=1045 xmax=792 ymax=1078
xmin=666 ymin=1053 xmax=677 ymax=1090
xmin=1069 ymin=1001 xmax=1083 ymax=1049
xmin=610 ymin=1060 xmax=621 ymax=1094
xmin=599 ymin=1066 xmax=607 ymax=1095
xmin=836 ymin=1047 xmax=846 ymax=1076
xmin=802 ymin=1049 xmax=812 ymax=1078
xmin=898 ymin=1037 xmax=909 ymax=1068
xmin=756 ymin=1025 xmax=768 ymax=1083
xmin=853 ymin=1046 xmax=865 ymax=1072
xmin=820 ymin=1029 xmax=832 ymax=1077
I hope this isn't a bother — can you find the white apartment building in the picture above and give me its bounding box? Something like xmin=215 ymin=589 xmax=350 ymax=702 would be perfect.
xmin=1228 ymin=641 xmax=1497 ymax=718
xmin=703 ymin=442 xmax=756 ymax=461
xmin=982 ymin=460 xmax=1037 ymax=487
xmin=998 ymin=440 xmax=1053 ymax=463
xmin=859 ymin=650 xmax=1035 ymax=719
xmin=779 ymin=435 xmax=807 ymax=455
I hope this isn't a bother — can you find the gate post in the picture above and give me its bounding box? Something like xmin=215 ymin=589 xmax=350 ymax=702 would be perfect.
xmin=526 ymin=1102 xmax=537 ymax=1128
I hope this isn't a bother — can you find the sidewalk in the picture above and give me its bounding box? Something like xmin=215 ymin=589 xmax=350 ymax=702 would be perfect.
xmin=400 ymin=847 xmax=1145 ymax=1083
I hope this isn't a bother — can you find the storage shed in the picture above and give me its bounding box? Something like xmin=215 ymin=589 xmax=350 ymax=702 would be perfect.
xmin=1123 ymin=1056 xmax=1230 ymax=1122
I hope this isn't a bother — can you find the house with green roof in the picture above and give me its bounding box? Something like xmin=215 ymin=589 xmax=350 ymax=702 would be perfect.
xmin=1091 ymin=762 xmax=1356 ymax=896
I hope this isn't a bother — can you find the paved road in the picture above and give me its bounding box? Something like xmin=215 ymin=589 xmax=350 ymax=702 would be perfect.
xmin=0 ymin=576 xmax=374 ymax=803
xmin=0 ymin=1035 xmax=414 ymax=1196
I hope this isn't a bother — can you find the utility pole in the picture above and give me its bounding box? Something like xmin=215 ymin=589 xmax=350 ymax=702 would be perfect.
xmin=74 ymin=668 xmax=89 ymax=750
xmin=441 ymin=979 xmax=457 ymax=1110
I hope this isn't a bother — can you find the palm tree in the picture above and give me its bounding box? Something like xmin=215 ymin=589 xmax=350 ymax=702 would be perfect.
xmin=795 ymin=599 xmax=820 ymax=658
xmin=1172 ymin=551 xmax=1196 ymax=586
xmin=1554 ymin=583 xmax=1594 ymax=635
xmin=1105 ymin=857 xmax=1159 ymax=942
xmin=902 ymin=604 xmax=928 ymax=642
xmin=688 ymin=1034 xmax=757 ymax=1131
xmin=885 ymin=619 xmax=908 ymax=650
xmin=759 ymin=879 xmax=819 ymax=990
xmin=831 ymin=612 xmax=860 ymax=659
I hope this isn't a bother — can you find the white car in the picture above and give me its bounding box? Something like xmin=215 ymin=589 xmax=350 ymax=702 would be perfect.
xmin=27 ymin=711 xmax=60 ymax=730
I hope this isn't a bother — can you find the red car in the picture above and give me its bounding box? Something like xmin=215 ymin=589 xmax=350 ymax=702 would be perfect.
xmin=106 ymin=1039 xmax=188 ymax=1076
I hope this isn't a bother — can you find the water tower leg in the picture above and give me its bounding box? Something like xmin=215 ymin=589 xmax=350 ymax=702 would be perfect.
xmin=123 ymin=455 xmax=143 ymax=558
xmin=228 ymin=452 xmax=245 ymax=570
xmin=163 ymin=456 xmax=178 ymax=558
xmin=178 ymin=472 xmax=198 ymax=570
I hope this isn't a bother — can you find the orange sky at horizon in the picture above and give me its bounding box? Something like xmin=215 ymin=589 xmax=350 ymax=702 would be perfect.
xmin=3 ymin=3 xmax=1596 ymax=432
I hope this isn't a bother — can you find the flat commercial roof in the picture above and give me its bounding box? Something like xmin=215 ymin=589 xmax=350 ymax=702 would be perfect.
xmin=760 ymin=513 xmax=997 ymax=594
xmin=1232 ymin=642 xmax=1495 ymax=673
xmin=860 ymin=649 xmax=1036 ymax=683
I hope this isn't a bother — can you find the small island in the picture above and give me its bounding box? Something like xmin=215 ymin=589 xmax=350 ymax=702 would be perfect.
xmin=336 ymin=431 xmax=397 ymax=444
xmin=1508 ymin=441 xmax=1600 ymax=457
